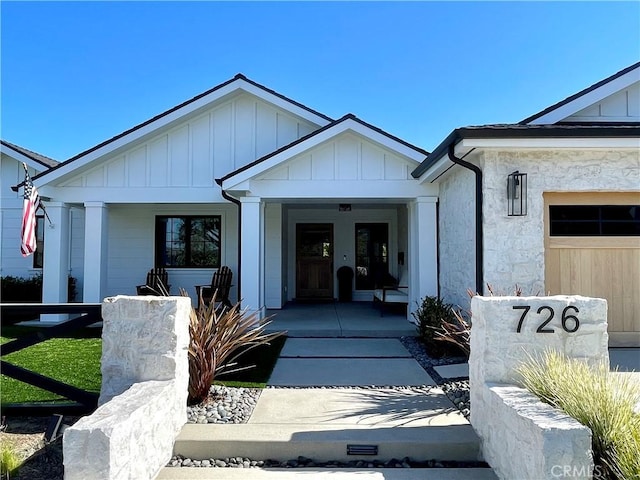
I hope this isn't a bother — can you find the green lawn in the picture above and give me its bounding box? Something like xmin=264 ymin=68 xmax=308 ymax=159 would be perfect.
xmin=215 ymin=335 xmax=287 ymax=388
xmin=1 ymin=326 xmax=286 ymax=404
xmin=1 ymin=329 xmax=102 ymax=405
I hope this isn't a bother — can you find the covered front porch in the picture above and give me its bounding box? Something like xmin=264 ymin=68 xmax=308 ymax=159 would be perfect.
xmin=264 ymin=301 xmax=416 ymax=338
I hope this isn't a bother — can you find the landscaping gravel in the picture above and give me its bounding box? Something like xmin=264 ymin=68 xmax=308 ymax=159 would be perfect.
xmin=399 ymin=335 xmax=471 ymax=419
xmin=186 ymin=385 xmax=261 ymax=424
xmin=168 ymin=455 xmax=488 ymax=469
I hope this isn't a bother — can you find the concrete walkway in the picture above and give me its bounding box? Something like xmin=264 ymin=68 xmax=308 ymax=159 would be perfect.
xmin=269 ymin=338 xmax=434 ymax=386
xmin=265 ymin=302 xmax=416 ymax=337
xmin=162 ymin=336 xmax=496 ymax=479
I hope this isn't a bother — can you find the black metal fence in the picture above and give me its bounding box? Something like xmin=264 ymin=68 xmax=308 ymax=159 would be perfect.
xmin=1 ymin=303 xmax=102 ymax=416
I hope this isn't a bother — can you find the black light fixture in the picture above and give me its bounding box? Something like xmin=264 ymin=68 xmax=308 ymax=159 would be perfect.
xmin=507 ymin=171 xmax=527 ymax=216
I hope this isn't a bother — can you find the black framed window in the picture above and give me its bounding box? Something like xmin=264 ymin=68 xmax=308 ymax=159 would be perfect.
xmin=33 ymin=215 xmax=44 ymax=268
xmin=550 ymin=205 xmax=640 ymax=236
xmin=355 ymin=223 xmax=389 ymax=290
xmin=155 ymin=216 xmax=221 ymax=267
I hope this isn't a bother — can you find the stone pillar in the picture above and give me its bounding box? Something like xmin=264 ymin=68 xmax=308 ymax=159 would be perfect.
xmin=240 ymin=197 xmax=265 ymax=317
xmin=470 ymin=295 xmax=608 ymax=480
xmin=63 ymin=296 xmax=191 ymax=480
xmin=41 ymin=202 xmax=70 ymax=323
xmin=408 ymin=197 xmax=438 ymax=320
xmin=98 ymin=295 xmax=191 ymax=406
xmin=470 ymin=295 xmax=609 ymax=394
xmin=82 ymin=202 xmax=108 ymax=303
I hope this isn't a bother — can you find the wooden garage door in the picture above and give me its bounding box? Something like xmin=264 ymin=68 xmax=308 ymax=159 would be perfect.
xmin=544 ymin=192 xmax=640 ymax=347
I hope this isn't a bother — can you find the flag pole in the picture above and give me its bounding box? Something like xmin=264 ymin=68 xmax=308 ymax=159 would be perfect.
xmin=22 ymin=162 xmax=52 ymax=225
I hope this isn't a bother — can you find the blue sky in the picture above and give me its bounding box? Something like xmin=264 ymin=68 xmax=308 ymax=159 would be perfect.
xmin=1 ymin=1 xmax=639 ymax=161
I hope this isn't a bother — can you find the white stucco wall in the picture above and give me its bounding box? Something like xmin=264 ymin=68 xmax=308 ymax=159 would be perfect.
xmin=437 ymin=166 xmax=476 ymax=309
xmin=481 ymin=149 xmax=639 ymax=295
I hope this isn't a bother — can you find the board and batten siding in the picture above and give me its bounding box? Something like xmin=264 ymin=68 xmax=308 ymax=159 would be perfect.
xmin=260 ymin=133 xmax=414 ymax=182
xmin=104 ymin=204 xmax=238 ymax=304
xmin=56 ymin=93 xmax=320 ymax=200
xmin=565 ymin=81 xmax=640 ymax=123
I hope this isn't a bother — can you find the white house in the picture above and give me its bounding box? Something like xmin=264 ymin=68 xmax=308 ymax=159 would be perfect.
xmin=1 ymin=74 xmax=438 ymax=321
xmin=414 ymin=62 xmax=640 ymax=347
xmin=2 ymin=65 xmax=638 ymax=346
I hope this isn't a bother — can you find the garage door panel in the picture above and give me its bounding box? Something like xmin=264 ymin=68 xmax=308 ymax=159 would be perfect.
xmin=544 ymin=192 xmax=640 ymax=347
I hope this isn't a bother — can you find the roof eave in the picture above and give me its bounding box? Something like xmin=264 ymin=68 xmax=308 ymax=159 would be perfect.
xmin=412 ymin=125 xmax=640 ymax=180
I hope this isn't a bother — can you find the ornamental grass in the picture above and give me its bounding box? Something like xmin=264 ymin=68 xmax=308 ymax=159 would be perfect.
xmin=0 ymin=443 xmax=21 ymax=479
xmin=517 ymin=350 xmax=640 ymax=480
xmin=182 ymin=289 xmax=284 ymax=405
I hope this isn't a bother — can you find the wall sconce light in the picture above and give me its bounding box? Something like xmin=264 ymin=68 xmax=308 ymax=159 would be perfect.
xmin=339 ymin=204 xmax=351 ymax=212
xmin=507 ymin=171 xmax=527 ymax=216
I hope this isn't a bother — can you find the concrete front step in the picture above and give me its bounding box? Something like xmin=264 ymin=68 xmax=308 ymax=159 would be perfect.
xmin=157 ymin=467 xmax=498 ymax=479
xmin=172 ymin=423 xmax=481 ymax=463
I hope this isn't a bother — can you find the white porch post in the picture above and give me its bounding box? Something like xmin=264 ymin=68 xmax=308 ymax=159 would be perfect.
xmin=83 ymin=202 xmax=108 ymax=303
xmin=408 ymin=197 xmax=438 ymax=321
xmin=264 ymin=203 xmax=283 ymax=309
xmin=240 ymin=197 xmax=265 ymax=317
xmin=41 ymin=202 xmax=70 ymax=323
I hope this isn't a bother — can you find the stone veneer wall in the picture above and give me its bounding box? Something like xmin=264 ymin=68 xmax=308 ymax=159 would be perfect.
xmin=437 ymin=165 xmax=476 ymax=309
xmin=480 ymin=149 xmax=639 ymax=295
xmin=63 ymin=296 xmax=191 ymax=480
xmin=470 ymin=295 xmax=609 ymax=480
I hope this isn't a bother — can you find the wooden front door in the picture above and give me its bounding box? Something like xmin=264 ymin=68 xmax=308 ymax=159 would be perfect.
xmin=296 ymin=224 xmax=334 ymax=299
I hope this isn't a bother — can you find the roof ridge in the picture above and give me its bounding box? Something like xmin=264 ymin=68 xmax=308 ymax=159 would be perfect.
xmin=0 ymin=140 xmax=58 ymax=168
xmin=33 ymin=74 xmax=334 ymax=182
xmin=520 ymin=61 xmax=640 ymax=125
xmin=219 ymin=113 xmax=429 ymax=184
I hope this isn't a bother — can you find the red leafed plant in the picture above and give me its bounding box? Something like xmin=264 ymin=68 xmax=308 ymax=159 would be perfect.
xmin=182 ymin=289 xmax=284 ymax=405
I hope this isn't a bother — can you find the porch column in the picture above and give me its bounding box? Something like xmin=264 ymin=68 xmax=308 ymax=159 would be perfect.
xmin=408 ymin=197 xmax=438 ymax=321
xmin=240 ymin=197 xmax=265 ymax=317
xmin=264 ymin=203 xmax=283 ymax=309
xmin=83 ymin=202 xmax=108 ymax=303
xmin=41 ymin=202 xmax=70 ymax=323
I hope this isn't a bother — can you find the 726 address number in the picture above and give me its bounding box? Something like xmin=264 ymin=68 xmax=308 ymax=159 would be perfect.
xmin=513 ymin=305 xmax=580 ymax=333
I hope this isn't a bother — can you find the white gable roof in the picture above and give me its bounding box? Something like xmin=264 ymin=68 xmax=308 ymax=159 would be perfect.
xmin=522 ymin=62 xmax=640 ymax=125
xmin=33 ymin=74 xmax=333 ymax=189
xmin=221 ymin=114 xmax=431 ymax=199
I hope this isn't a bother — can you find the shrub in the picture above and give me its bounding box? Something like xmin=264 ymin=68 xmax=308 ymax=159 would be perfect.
xmin=0 ymin=274 xmax=77 ymax=303
xmin=436 ymin=308 xmax=471 ymax=357
xmin=412 ymin=295 xmax=463 ymax=358
xmin=518 ymin=350 xmax=640 ymax=480
xmin=183 ymin=289 xmax=284 ymax=405
xmin=1 ymin=274 xmax=42 ymax=303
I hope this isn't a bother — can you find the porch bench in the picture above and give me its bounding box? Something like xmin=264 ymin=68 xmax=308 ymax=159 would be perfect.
xmin=373 ymin=270 xmax=408 ymax=316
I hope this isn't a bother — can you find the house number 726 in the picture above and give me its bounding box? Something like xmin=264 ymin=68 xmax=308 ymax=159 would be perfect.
xmin=513 ymin=305 xmax=580 ymax=333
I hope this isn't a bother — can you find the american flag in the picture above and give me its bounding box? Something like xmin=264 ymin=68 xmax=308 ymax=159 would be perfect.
xmin=21 ymin=164 xmax=42 ymax=257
